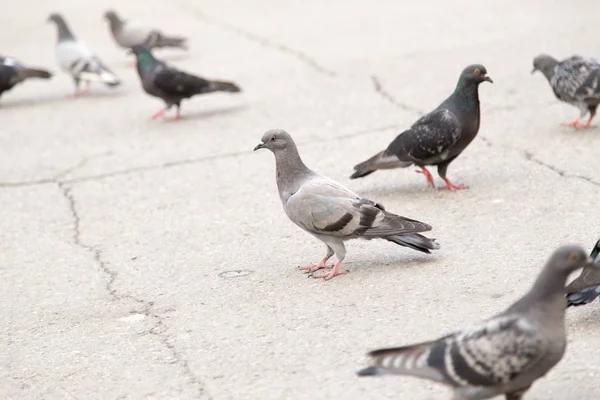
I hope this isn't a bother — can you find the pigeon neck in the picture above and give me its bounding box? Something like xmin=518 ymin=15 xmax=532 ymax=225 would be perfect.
xmin=511 ymin=267 xmax=569 ymax=312
xmin=452 ymin=81 xmax=480 ymax=108
xmin=108 ymin=17 xmax=124 ymax=33
xmin=136 ymin=52 xmax=156 ymax=72
xmin=274 ymin=145 xmax=311 ymax=182
xmin=539 ymin=64 xmax=557 ymax=82
xmin=55 ymin=20 xmax=75 ymax=41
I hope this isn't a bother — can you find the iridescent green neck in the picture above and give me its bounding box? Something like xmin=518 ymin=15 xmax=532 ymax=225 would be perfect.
xmin=137 ymin=52 xmax=155 ymax=71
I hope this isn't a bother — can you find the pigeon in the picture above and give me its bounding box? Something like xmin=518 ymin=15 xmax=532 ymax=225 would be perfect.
xmin=130 ymin=45 xmax=241 ymax=120
xmin=103 ymin=10 xmax=187 ymax=51
xmin=253 ymin=129 xmax=439 ymax=280
xmin=350 ymin=64 xmax=492 ymax=191
xmin=532 ymin=54 xmax=600 ymax=129
xmin=0 ymin=56 xmax=52 ymax=98
xmin=566 ymin=238 xmax=600 ymax=307
xmin=48 ymin=13 xmax=121 ymax=96
xmin=357 ymin=245 xmax=591 ymax=400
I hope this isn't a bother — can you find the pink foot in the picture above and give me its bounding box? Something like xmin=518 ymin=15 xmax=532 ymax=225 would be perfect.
xmin=415 ymin=166 xmax=435 ymax=188
xmin=439 ymin=178 xmax=468 ymax=191
xmin=311 ymin=261 xmax=347 ymax=280
xmin=299 ymin=256 xmax=333 ymax=273
xmin=151 ymin=109 xmax=166 ymax=120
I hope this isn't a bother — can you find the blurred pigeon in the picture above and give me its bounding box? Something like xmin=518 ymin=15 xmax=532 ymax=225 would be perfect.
xmin=358 ymin=245 xmax=590 ymax=400
xmin=0 ymin=56 xmax=52 ymax=98
xmin=351 ymin=65 xmax=492 ymax=191
xmin=532 ymin=54 xmax=600 ymax=129
xmin=566 ymin=238 xmax=600 ymax=307
xmin=48 ymin=13 xmax=121 ymax=96
xmin=103 ymin=10 xmax=187 ymax=51
xmin=254 ymin=129 xmax=439 ymax=280
xmin=130 ymin=45 xmax=241 ymax=120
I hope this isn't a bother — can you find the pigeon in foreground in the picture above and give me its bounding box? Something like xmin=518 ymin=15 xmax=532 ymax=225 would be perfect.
xmin=532 ymin=54 xmax=600 ymax=129
xmin=130 ymin=45 xmax=241 ymax=120
xmin=357 ymin=245 xmax=590 ymax=400
xmin=566 ymin=238 xmax=600 ymax=307
xmin=351 ymin=64 xmax=492 ymax=190
xmin=48 ymin=13 xmax=120 ymax=96
xmin=103 ymin=10 xmax=187 ymax=51
xmin=254 ymin=129 xmax=439 ymax=280
xmin=0 ymin=56 xmax=52 ymax=98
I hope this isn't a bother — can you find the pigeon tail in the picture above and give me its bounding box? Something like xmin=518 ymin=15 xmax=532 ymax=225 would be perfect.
xmin=155 ymin=34 xmax=188 ymax=50
xmin=350 ymin=150 xmax=411 ymax=179
xmin=208 ymin=80 xmax=241 ymax=93
xmin=385 ymin=233 xmax=440 ymax=254
xmin=566 ymin=286 xmax=600 ymax=307
xmin=21 ymin=68 xmax=52 ymax=79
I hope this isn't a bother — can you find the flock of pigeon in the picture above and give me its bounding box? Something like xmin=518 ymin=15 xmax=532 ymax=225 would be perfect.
xmin=0 ymin=11 xmax=241 ymax=119
xmin=2 ymin=10 xmax=600 ymax=400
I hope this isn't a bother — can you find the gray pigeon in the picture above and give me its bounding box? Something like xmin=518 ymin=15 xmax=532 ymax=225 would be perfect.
xmin=0 ymin=56 xmax=52 ymax=98
xmin=103 ymin=10 xmax=187 ymax=50
xmin=130 ymin=45 xmax=240 ymax=120
xmin=253 ymin=129 xmax=439 ymax=280
xmin=566 ymin=238 xmax=600 ymax=307
xmin=48 ymin=13 xmax=120 ymax=96
xmin=351 ymin=64 xmax=492 ymax=191
xmin=357 ymin=245 xmax=590 ymax=400
xmin=532 ymin=54 xmax=600 ymax=129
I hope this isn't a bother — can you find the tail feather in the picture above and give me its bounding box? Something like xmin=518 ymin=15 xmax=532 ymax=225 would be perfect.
xmin=21 ymin=68 xmax=52 ymax=79
xmin=567 ymin=286 xmax=600 ymax=307
xmin=208 ymin=80 xmax=241 ymax=93
xmin=386 ymin=233 xmax=440 ymax=254
xmin=350 ymin=150 xmax=411 ymax=179
xmin=155 ymin=34 xmax=188 ymax=50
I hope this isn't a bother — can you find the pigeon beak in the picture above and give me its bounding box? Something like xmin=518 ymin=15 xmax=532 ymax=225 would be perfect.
xmin=531 ymin=67 xmax=537 ymax=75
xmin=253 ymin=143 xmax=265 ymax=151
xmin=483 ymin=75 xmax=493 ymax=83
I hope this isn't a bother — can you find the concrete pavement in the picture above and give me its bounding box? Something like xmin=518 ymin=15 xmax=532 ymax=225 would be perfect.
xmin=1 ymin=0 xmax=600 ymax=399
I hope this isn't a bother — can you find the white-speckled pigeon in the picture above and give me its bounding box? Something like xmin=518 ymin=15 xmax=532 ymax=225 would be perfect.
xmin=350 ymin=64 xmax=492 ymax=191
xmin=130 ymin=45 xmax=240 ymax=120
xmin=48 ymin=13 xmax=120 ymax=96
xmin=0 ymin=56 xmax=52 ymax=98
xmin=566 ymin=238 xmax=600 ymax=307
xmin=532 ymin=54 xmax=600 ymax=129
xmin=350 ymin=65 xmax=492 ymax=190
xmin=103 ymin=10 xmax=187 ymax=50
xmin=357 ymin=245 xmax=591 ymax=400
xmin=254 ymin=129 xmax=439 ymax=280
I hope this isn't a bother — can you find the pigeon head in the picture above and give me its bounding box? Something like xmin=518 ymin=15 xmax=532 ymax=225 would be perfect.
xmin=47 ymin=13 xmax=66 ymax=25
xmin=103 ymin=10 xmax=119 ymax=22
xmin=254 ymin=129 xmax=294 ymax=152
xmin=548 ymin=245 xmax=591 ymax=275
xmin=531 ymin=54 xmax=558 ymax=79
xmin=47 ymin=13 xmax=74 ymax=41
xmin=459 ymin=64 xmax=493 ymax=85
xmin=129 ymin=44 xmax=152 ymax=56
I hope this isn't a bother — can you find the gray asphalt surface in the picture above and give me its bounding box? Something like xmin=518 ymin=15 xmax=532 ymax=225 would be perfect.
xmin=2 ymin=1 xmax=600 ymax=399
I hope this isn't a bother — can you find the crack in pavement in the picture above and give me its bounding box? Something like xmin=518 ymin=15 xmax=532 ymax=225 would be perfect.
xmin=185 ymin=6 xmax=336 ymax=77
xmin=56 ymin=181 xmax=212 ymax=399
xmin=370 ymin=75 xmax=423 ymax=114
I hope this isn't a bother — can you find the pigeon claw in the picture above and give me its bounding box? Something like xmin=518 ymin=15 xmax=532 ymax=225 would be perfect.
xmin=311 ymin=261 xmax=347 ymax=280
xmin=439 ymin=178 xmax=468 ymax=191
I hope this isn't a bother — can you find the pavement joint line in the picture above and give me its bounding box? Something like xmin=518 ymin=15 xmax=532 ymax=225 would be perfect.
xmin=55 ymin=181 xmax=212 ymax=399
xmin=370 ymin=75 xmax=424 ymax=114
xmin=184 ymin=5 xmax=337 ymax=77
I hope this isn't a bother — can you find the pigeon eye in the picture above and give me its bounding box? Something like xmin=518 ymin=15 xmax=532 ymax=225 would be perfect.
xmin=270 ymin=136 xmax=276 ymax=142
xmin=569 ymin=253 xmax=581 ymax=263
xmin=473 ymin=68 xmax=480 ymax=75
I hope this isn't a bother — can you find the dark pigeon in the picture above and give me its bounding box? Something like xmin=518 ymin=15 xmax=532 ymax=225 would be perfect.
xmin=351 ymin=64 xmax=492 ymax=191
xmin=566 ymin=238 xmax=600 ymax=307
xmin=130 ymin=45 xmax=241 ymax=120
xmin=358 ymin=245 xmax=591 ymax=400
xmin=0 ymin=56 xmax=52 ymax=98
xmin=104 ymin=10 xmax=187 ymax=51
xmin=532 ymin=54 xmax=600 ymax=129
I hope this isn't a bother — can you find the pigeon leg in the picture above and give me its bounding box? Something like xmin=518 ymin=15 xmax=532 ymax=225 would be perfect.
xmin=311 ymin=260 xmax=347 ymax=280
xmin=151 ymin=108 xmax=166 ymax=120
xmin=166 ymin=105 xmax=182 ymax=121
xmin=578 ymin=108 xmax=597 ymax=129
xmin=439 ymin=178 xmax=468 ymax=191
xmin=415 ymin=166 xmax=435 ymax=188
xmin=562 ymin=117 xmax=581 ymax=127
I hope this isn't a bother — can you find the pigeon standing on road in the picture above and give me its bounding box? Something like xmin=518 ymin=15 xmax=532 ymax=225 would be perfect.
xmin=103 ymin=10 xmax=187 ymax=51
xmin=532 ymin=54 xmax=600 ymax=129
xmin=254 ymin=129 xmax=439 ymax=280
xmin=48 ymin=13 xmax=121 ymax=96
xmin=350 ymin=65 xmax=492 ymax=190
xmin=0 ymin=56 xmax=52 ymax=98
xmin=130 ymin=45 xmax=241 ymax=120
xmin=357 ymin=245 xmax=590 ymax=400
xmin=566 ymin=238 xmax=600 ymax=307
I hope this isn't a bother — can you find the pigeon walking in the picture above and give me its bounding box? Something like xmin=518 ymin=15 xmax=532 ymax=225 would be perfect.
xmin=48 ymin=13 xmax=120 ymax=96
xmin=566 ymin=238 xmax=600 ymax=307
xmin=532 ymin=54 xmax=600 ymax=129
xmin=357 ymin=245 xmax=590 ymax=400
xmin=130 ymin=45 xmax=241 ymax=120
xmin=0 ymin=56 xmax=52 ymax=98
xmin=350 ymin=65 xmax=492 ymax=190
xmin=103 ymin=10 xmax=187 ymax=51
xmin=254 ymin=129 xmax=439 ymax=280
